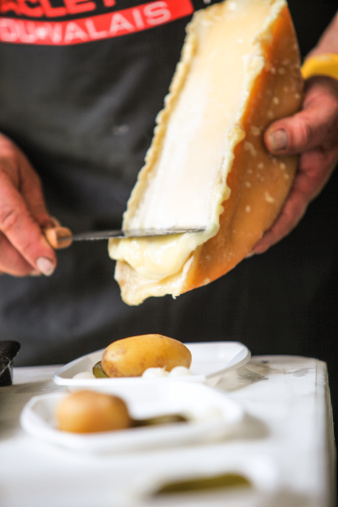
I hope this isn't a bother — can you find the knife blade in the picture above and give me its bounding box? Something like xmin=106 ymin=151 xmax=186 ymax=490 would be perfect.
xmin=72 ymin=227 xmax=205 ymax=240
xmin=44 ymin=226 xmax=205 ymax=249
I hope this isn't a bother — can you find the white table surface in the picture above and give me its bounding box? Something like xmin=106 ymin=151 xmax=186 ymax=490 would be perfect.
xmin=0 ymin=356 xmax=335 ymax=507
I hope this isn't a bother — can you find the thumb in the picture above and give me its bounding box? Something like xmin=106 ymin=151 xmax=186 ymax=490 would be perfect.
xmin=264 ymin=100 xmax=330 ymax=156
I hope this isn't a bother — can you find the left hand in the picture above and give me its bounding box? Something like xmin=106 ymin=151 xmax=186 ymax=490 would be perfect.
xmin=251 ymin=75 xmax=338 ymax=255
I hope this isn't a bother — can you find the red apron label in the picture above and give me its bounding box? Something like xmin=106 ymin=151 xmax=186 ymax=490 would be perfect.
xmin=0 ymin=0 xmax=194 ymax=45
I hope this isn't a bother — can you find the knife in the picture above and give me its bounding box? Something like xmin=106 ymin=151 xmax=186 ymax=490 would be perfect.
xmin=43 ymin=226 xmax=205 ymax=249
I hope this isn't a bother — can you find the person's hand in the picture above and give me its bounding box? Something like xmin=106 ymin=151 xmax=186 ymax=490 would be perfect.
xmin=0 ymin=133 xmax=57 ymax=276
xmin=251 ymin=75 xmax=338 ymax=255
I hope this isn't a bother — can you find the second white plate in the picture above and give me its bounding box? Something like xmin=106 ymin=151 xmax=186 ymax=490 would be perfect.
xmin=53 ymin=342 xmax=250 ymax=393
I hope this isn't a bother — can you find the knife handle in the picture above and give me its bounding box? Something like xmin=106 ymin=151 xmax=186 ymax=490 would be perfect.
xmin=43 ymin=226 xmax=73 ymax=249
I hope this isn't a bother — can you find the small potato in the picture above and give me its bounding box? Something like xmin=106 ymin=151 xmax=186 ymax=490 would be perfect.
xmin=56 ymin=390 xmax=132 ymax=433
xmin=101 ymin=334 xmax=192 ymax=378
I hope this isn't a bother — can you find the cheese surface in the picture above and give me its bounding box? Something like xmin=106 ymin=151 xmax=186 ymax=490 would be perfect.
xmin=109 ymin=0 xmax=302 ymax=305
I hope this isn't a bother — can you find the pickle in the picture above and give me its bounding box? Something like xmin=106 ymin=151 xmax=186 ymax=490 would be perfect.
xmin=133 ymin=414 xmax=187 ymax=427
xmin=154 ymin=473 xmax=251 ymax=495
xmin=92 ymin=361 xmax=109 ymax=378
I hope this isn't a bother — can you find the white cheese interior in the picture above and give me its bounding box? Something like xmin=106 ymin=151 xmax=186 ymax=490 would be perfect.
xmin=109 ymin=0 xmax=285 ymax=286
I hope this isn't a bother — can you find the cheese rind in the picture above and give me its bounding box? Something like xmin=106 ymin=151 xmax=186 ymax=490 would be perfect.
xmin=109 ymin=0 xmax=303 ymax=305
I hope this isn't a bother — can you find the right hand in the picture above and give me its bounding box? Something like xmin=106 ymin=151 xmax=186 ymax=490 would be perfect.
xmin=0 ymin=133 xmax=57 ymax=277
xmin=251 ymin=75 xmax=338 ymax=255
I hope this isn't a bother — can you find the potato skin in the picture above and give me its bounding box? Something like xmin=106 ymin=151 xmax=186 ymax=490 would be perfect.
xmin=101 ymin=334 xmax=192 ymax=378
xmin=57 ymin=390 xmax=131 ymax=433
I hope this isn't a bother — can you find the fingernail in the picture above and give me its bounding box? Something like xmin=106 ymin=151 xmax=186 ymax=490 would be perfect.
xmin=269 ymin=129 xmax=288 ymax=151
xmin=36 ymin=257 xmax=55 ymax=276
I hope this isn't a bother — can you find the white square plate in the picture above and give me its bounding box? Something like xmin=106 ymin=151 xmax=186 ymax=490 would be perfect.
xmin=20 ymin=382 xmax=245 ymax=453
xmin=53 ymin=342 xmax=250 ymax=393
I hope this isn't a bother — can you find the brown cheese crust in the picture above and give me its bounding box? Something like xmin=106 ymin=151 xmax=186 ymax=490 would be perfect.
xmin=182 ymin=6 xmax=303 ymax=292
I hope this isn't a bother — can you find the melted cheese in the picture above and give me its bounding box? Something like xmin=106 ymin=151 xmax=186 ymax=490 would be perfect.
xmin=109 ymin=0 xmax=302 ymax=305
xmin=110 ymin=232 xmax=207 ymax=280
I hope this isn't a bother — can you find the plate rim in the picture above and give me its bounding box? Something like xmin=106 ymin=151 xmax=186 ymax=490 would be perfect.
xmin=53 ymin=341 xmax=251 ymax=387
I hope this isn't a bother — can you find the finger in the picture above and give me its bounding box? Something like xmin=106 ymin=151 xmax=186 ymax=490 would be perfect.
xmin=0 ymin=232 xmax=41 ymax=276
xmin=0 ymin=137 xmax=61 ymax=231
xmin=265 ymin=109 xmax=329 ymax=155
xmin=0 ymin=171 xmax=57 ymax=276
xmin=264 ymin=80 xmax=338 ymax=155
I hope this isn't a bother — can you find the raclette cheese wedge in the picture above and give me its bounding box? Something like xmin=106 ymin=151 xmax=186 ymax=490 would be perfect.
xmin=109 ymin=0 xmax=303 ymax=306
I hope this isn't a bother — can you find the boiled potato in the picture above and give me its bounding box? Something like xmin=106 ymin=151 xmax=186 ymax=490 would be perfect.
xmin=57 ymin=390 xmax=132 ymax=433
xmin=101 ymin=334 xmax=192 ymax=378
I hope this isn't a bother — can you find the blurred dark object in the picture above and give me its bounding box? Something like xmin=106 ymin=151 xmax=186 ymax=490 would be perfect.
xmin=0 ymin=341 xmax=21 ymax=386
